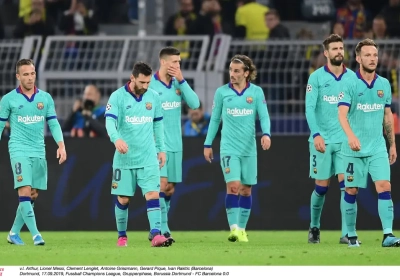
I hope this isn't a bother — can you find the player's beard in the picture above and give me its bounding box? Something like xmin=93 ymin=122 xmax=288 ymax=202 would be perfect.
xmin=21 ymin=81 xmax=34 ymax=91
xmin=361 ymin=63 xmax=376 ymax=73
xmin=134 ymin=85 xmax=147 ymax=95
xmin=329 ymin=56 xmax=343 ymax=66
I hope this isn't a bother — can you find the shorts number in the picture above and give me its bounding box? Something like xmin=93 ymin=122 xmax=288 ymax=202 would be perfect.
xmin=221 ymin=156 xmax=231 ymax=168
xmin=312 ymin=155 xmax=317 ymax=167
xmin=346 ymin=163 xmax=354 ymax=174
xmin=15 ymin=162 xmax=22 ymax=175
xmin=113 ymin=169 xmax=121 ymax=181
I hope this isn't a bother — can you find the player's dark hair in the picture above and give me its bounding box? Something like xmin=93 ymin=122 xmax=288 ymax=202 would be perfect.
xmin=131 ymin=61 xmax=152 ymax=77
xmin=355 ymin=38 xmax=378 ymax=56
xmin=230 ymin=54 xmax=257 ymax=82
xmin=322 ymin=34 xmax=344 ymax=50
xmin=16 ymin=59 xmax=35 ymax=74
xmin=159 ymin=47 xmax=181 ymax=59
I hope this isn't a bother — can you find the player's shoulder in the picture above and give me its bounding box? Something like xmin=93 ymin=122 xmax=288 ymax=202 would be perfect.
xmin=146 ymin=88 xmax=160 ymax=100
xmin=308 ymin=66 xmax=326 ymax=80
xmin=376 ymin=74 xmax=391 ymax=87
xmin=216 ymin=83 xmax=232 ymax=93
xmin=248 ymin=83 xmax=264 ymax=95
xmin=0 ymin=89 xmax=16 ymax=101
xmin=37 ymin=89 xmax=53 ymax=99
xmin=110 ymin=85 xmax=126 ymax=99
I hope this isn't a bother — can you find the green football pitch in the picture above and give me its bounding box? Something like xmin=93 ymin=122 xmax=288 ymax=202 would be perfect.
xmin=0 ymin=231 xmax=399 ymax=265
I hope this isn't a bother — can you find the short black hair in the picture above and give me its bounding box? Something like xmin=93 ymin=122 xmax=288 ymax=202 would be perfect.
xmin=131 ymin=61 xmax=152 ymax=77
xmin=16 ymin=58 xmax=35 ymax=74
xmin=159 ymin=47 xmax=180 ymax=59
xmin=322 ymin=34 xmax=344 ymax=50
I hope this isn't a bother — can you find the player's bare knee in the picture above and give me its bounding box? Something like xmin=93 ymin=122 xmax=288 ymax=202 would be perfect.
xmin=17 ymin=186 xmax=31 ymax=197
xmin=239 ymin=185 xmax=251 ymax=196
xmin=145 ymin=191 xmax=159 ymax=200
xmin=117 ymin=196 xmax=130 ymax=205
xmin=226 ymin=182 xmax=240 ymax=194
xmin=375 ymin=180 xmax=391 ymax=193
xmin=315 ymin=179 xmax=329 ymax=187
xmin=345 ymin=187 xmax=358 ymax=195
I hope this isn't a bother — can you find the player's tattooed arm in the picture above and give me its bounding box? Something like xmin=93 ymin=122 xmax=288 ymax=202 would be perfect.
xmin=384 ymin=107 xmax=395 ymax=147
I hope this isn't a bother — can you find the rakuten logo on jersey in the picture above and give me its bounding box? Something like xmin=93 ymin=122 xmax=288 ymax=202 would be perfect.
xmin=356 ymin=103 xmax=384 ymax=112
xmin=226 ymin=108 xmax=254 ymax=117
xmin=323 ymin=95 xmax=339 ymax=104
xmin=17 ymin=115 xmax=45 ymax=124
xmin=125 ymin=116 xmax=153 ymax=125
xmin=162 ymin=101 xmax=181 ymax=110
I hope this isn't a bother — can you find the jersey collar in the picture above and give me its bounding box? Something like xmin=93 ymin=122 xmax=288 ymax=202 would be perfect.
xmin=154 ymin=71 xmax=174 ymax=89
xmin=323 ymin=64 xmax=347 ymax=81
xmin=229 ymin=82 xmax=250 ymax=96
xmin=356 ymin=69 xmax=378 ymax=89
xmin=16 ymin=85 xmax=39 ymax=102
xmin=124 ymin=81 xmax=143 ymax=102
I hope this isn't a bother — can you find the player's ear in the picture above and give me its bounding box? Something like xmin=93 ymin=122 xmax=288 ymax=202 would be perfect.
xmin=355 ymin=55 xmax=361 ymax=64
xmin=15 ymin=73 xmax=20 ymax=81
xmin=323 ymin=49 xmax=329 ymax=59
xmin=130 ymin=74 xmax=135 ymax=83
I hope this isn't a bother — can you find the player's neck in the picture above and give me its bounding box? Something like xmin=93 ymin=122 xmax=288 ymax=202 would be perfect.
xmin=359 ymin=69 xmax=376 ymax=82
xmin=158 ymin=69 xmax=172 ymax=83
xmin=233 ymin=82 xmax=247 ymax=92
xmin=19 ymin=85 xmax=35 ymax=96
xmin=327 ymin=63 xmax=343 ymax=77
xmin=128 ymin=82 xmax=141 ymax=98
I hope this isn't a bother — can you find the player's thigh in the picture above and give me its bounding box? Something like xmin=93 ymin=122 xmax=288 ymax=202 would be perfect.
xmin=240 ymin=156 xmax=257 ymax=186
xmin=343 ymin=155 xmax=367 ymax=188
xmin=368 ymin=151 xmax=390 ymax=182
xmin=220 ymin=154 xmax=240 ymax=183
xmin=167 ymin=151 xmax=182 ymax=183
xmin=309 ymin=143 xmax=334 ymax=180
xmin=137 ymin=165 xmax=160 ymax=196
xmin=111 ymin=168 xmax=136 ymax=197
xmin=10 ymin=157 xmax=33 ymax=189
xmin=332 ymin=143 xmax=345 ymax=176
xmin=31 ymin=158 xmax=48 ymax=190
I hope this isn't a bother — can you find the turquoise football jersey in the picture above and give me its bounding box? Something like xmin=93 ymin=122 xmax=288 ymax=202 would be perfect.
xmin=204 ymin=83 xmax=271 ymax=156
xmin=149 ymin=73 xmax=200 ymax=152
xmin=338 ymin=71 xmax=392 ymax=157
xmin=305 ymin=65 xmax=355 ymax=144
xmin=105 ymin=82 xmax=165 ymax=169
xmin=0 ymin=86 xmax=61 ymax=159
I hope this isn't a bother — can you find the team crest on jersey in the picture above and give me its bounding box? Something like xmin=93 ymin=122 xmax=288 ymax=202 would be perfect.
xmin=313 ymin=168 xmax=317 ymax=174
xmin=112 ymin=182 xmax=118 ymax=189
xmin=17 ymin=175 xmax=23 ymax=182
xmin=246 ymin=97 xmax=253 ymax=104
xmin=37 ymin=102 xmax=44 ymax=110
xmin=306 ymin=84 xmax=312 ymax=93
xmin=225 ymin=167 xmax=230 ymax=174
xmin=347 ymin=175 xmax=354 ymax=182
xmin=145 ymin=102 xmax=152 ymax=110
xmin=377 ymin=90 xmax=384 ymax=98
xmin=176 ymin=89 xmax=181 ymax=96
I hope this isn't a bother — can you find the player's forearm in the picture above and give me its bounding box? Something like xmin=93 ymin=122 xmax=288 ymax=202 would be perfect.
xmin=338 ymin=110 xmax=356 ymax=138
xmin=105 ymin=117 xmax=121 ymax=144
xmin=384 ymin=112 xmax=396 ymax=147
xmin=153 ymin=119 xmax=166 ymax=152
xmin=259 ymin=116 xmax=271 ymax=136
xmin=180 ymin=81 xmax=200 ymax=109
xmin=0 ymin=121 xmax=6 ymax=141
xmin=305 ymin=109 xmax=321 ymax=138
xmin=48 ymin=119 xmax=64 ymax=143
xmin=204 ymin=118 xmax=220 ymax=146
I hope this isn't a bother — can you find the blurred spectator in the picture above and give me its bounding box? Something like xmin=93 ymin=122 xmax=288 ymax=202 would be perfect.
xmin=336 ymin=0 xmax=370 ymax=39
xmin=219 ymin=0 xmax=237 ymax=35
xmin=164 ymin=0 xmax=197 ymax=59
xmin=58 ymin=0 xmax=98 ymax=35
xmin=128 ymin=0 xmax=138 ymax=25
xmin=62 ymin=84 xmax=107 ymax=138
xmin=380 ymin=50 xmax=399 ymax=97
xmin=370 ymin=15 xmax=388 ymax=39
xmin=182 ymin=102 xmax=210 ymax=136
xmin=46 ymin=0 xmax=78 ymax=24
xmin=380 ymin=0 xmax=400 ymax=38
xmin=235 ymin=0 xmax=270 ymax=40
xmin=331 ymin=22 xmax=345 ymax=38
xmin=265 ymin=9 xmax=290 ymax=39
xmin=13 ymin=0 xmax=55 ymax=39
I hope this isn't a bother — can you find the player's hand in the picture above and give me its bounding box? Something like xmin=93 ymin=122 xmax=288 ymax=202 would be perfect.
xmin=389 ymin=146 xmax=397 ymax=165
xmin=314 ymin=136 xmax=326 ymax=153
xmin=261 ymin=135 xmax=271 ymax=150
xmin=115 ymin=139 xmax=128 ymax=154
xmin=57 ymin=146 xmax=67 ymax=164
xmin=167 ymin=66 xmax=184 ymax=82
xmin=158 ymin=152 xmax=166 ymax=168
xmin=204 ymin=147 xmax=213 ymax=163
xmin=348 ymin=135 xmax=361 ymax=151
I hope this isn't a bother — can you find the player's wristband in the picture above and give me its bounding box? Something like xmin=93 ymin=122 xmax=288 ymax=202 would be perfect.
xmin=204 ymin=145 xmax=212 ymax=148
xmin=262 ymin=133 xmax=271 ymax=138
xmin=312 ymin=133 xmax=320 ymax=138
